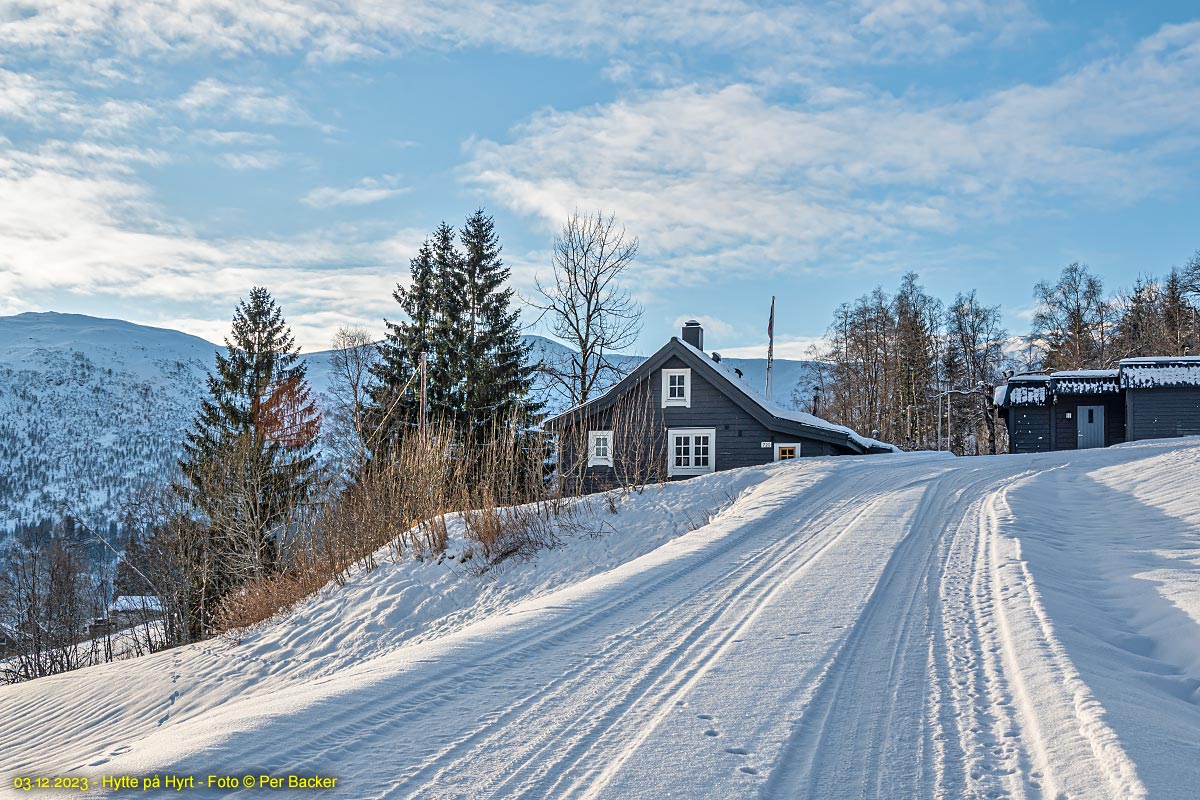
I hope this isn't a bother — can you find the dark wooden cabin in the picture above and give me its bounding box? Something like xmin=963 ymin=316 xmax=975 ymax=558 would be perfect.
xmin=544 ymin=321 xmax=896 ymax=490
xmin=995 ymin=357 xmax=1200 ymax=453
xmin=1120 ymin=357 xmax=1200 ymax=441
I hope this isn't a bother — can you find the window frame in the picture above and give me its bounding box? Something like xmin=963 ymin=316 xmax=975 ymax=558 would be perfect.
xmin=774 ymin=442 xmax=802 ymax=461
xmin=587 ymin=430 xmax=613 ymax=467
xmin=668 ymin=427 xmax=716 ymax=476
xmin=661 ymin=368 xmax=691 ymax=408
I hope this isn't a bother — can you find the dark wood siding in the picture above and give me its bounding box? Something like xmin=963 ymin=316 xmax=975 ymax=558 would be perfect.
xmin=1052 ymin=394 xmax=1126 ymax=449
xmin=1009 ymin=407 xmax=1052 ymax=453
xmin=1127 ymin=387 xmax=1200 ymax=441
xmin=652 ymin=356 xmax=848 ymax=465
xmin=653 ymin=356 xmax=776 ymax=470
xmin=556 ymin=354 xmax=854 ymax=491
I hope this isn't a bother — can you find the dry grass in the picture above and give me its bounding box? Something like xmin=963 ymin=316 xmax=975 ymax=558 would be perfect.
xmin=212 ymin=556 xmax=331 ymax=633
xmin=213 ymin=413 xmax=568 ymax=632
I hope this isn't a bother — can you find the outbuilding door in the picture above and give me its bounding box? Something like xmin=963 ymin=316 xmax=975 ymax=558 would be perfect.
xmin=1077 ymin=405 xmax=1105 ymax=449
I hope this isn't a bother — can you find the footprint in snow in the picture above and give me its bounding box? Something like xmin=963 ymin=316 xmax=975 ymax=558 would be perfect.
xmin=725 ymin=747 xmax=749 ymax=755
xmin=697 ymin=714 xmax=713 ymax=720
xmin=704 ymin=730 xmax=719 ymax=737
xmin=739 ymin=767 xmax=759 ymax=775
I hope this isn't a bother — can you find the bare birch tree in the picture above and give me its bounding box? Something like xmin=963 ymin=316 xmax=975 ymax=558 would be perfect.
xmin=531 ymin=210 xmax=642 ymax=407
xmin=1032 ymin=262 xmax=1111 ymax=370
xmin=326 ymin=326 xmax=378 ymax=475
xmin=947 ymin=291 xmax=1007 ymax=454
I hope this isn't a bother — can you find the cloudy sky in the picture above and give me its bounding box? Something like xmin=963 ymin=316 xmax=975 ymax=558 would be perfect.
xmin=2 ymin=1 xmax=1199 ymax=357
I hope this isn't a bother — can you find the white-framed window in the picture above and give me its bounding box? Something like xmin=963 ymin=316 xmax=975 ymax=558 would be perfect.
xmin=668 ymin=428 xmax=715 ymax=476
xmin=661 ymin=368 xmax=691 ymax=408
xmin=774 ymin=442 xmax=801 ymax=461
xmin=588 ymin=430 xmax=613 ymax=467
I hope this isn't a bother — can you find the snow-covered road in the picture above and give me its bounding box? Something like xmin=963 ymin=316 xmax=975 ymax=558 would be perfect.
xmin=3 ymin=441 xmax=1199 ymax=798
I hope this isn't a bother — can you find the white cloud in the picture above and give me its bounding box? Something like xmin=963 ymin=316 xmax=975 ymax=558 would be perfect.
xmin=0 ymin=68 xmax=154 ymax=132
xmin=178 ymin=78 xmax=327 ymax=130
xmin=671 ymin=314 xmax=734 ymax=340
xmin=463 ymin=23 xmax=1200 ymax=285
xmin=0 ymin=140 xmax=424 ymax=350
xmin=216 ymin=150 xmax=288 ymax=170
xmin=718 ymin=336 xmax=825 ymax=359
xmin=301 ymin=176 xmax=408 ymax=208
xmin=0 ymin=1 xmax=1039 ymax=67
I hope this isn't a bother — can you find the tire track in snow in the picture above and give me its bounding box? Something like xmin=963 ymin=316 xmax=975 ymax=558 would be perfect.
xmin=559 ymin=490 xmax=910 ymax=800
xmin=760 ymin=465 xmax=1035 ymax=799
xmin=932 ymin=469 xmax=1047 ymax=800
xmin=376 ymin=462 xmax=924 ymax=798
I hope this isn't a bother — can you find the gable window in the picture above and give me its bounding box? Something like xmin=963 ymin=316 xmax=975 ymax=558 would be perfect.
xmin=588 ymin=430 xmax=613 ymax=467
xmin=668 ymin=428 xmax=715 ymax=476
xmin=661 ymin=368 xmax=691 ymax=408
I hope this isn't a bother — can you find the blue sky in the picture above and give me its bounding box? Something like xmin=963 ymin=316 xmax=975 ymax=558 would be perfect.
xmin=2 ymin=1 xmax=1198 ymax=357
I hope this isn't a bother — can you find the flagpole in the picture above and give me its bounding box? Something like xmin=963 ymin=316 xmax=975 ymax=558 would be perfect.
xmin=765 ymin=295 xmax=775 ymax=401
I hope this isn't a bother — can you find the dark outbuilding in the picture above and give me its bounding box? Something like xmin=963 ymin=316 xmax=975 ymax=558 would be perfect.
xmin=994 ymin=356 xmax=1200 ymax=453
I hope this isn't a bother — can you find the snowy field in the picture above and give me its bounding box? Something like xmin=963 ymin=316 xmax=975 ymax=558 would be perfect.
xmin=2 ymin=440 xmax=1199 ymax=798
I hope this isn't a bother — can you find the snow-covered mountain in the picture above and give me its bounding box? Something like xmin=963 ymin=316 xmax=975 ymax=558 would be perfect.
xmin=0 ymin=313 xmax=818 ymax=531
xmin=0 ymin=314 xmax=217 ymax=531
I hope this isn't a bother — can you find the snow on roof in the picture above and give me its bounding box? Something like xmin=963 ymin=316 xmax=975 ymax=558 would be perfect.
xmin=1009 ymin=385 xmax=1048 ymax=406
xmin=109 ymin=596 xmax=163 ymax=613
xmin=1119 ymin=355 xmax=1200 ymax=364
xmin=1054 ymin=379 xmax=1118 ymax=395
xmin=1052 ymin=369 xmax=1119 ymax=395
xmin=1120 ymin=359 xmax=1200 ymax=389
xmin=1050 ymin=369 xmax=1118 ymax=379
xmin=677 ymin=340 xmax=900 ymax=452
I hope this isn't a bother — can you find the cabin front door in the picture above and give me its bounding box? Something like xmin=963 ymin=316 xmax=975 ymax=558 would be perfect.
xmin=1077 ymin=405 xmax=1105 ymax=449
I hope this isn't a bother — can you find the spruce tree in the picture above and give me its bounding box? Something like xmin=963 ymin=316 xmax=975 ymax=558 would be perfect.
xmin=366 ymin=239 xmax=439 ymax=448
xmin=429 ymin=221 xmax=468 ymax=425
xmin=457 ymin=209 xmax=540 ymax=438
xmin=367 ymin=212 xmax=540 ymax=457
xmin=180 ymin=287 xmax=319 ymax=582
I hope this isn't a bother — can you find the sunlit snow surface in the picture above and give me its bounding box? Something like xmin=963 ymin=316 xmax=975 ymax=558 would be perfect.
xmin=3 ymin=441 xmax=1200 ymax=799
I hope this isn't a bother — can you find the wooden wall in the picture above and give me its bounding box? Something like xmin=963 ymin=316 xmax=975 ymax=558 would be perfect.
xmin=1127 ymin=387 xmax=1200 ymax=441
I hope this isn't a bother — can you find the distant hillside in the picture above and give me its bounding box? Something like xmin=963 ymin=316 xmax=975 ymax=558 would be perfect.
xmin=0 ymin=313 xmax=819 ymax=531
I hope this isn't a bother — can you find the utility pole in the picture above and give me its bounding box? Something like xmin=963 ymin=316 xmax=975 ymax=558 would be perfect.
xmin=419 ymin=350 xmax=428 ymax=435
xmin=948 ymin=387 xmax=953 ymax=454
xmin=937 ymin=392 xmax=943 ymax=452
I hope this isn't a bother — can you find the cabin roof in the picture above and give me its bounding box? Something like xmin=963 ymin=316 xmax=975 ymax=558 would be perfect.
xmin=1118 ymin=357 xmax=1200 ymax=389
xmin=544 ymin=337 xmax=899 ymax=453
xmin=995 ymin=358 xmax=1200 ymax=407
xmin=108 ymin=595 xmax=163 ymax=613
